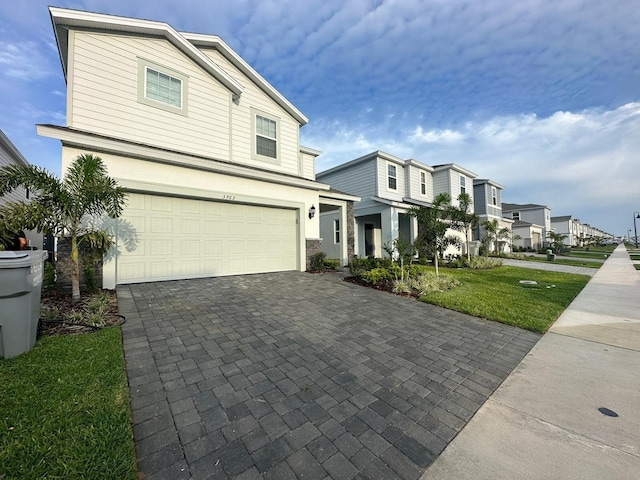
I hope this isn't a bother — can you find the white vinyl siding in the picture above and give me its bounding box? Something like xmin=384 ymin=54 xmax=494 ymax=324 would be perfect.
xmin=0 ymin=148 xmax=27 ymax=207
xmin=70 ymin=32 xmax=230 ymax=159
xmin=432 ymin=171 xmax=450 ymax=198
xmin=199 ymin=49 xmax=301 ymax=177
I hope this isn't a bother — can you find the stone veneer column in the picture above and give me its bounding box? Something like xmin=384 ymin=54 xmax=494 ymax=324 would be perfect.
xmin=305 ymin=238 xmax=322 ymax=271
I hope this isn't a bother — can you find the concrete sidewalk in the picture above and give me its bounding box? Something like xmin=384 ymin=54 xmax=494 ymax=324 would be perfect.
xmin=422 ymin=244 xmax=640 ymax=480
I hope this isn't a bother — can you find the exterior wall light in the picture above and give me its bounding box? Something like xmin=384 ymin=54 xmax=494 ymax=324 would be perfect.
xmin=309 ymin=205 xmax=316 ymax=219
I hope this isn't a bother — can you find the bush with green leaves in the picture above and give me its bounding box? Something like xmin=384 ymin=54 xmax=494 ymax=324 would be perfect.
xmin=411 ymin=272 xmax=461 ymax=295
xmin=324 ymin=258 xmax=340 ymax=270
xmin=464 ymin=256 xmax=504 ymax=270
xmin=309 ymin=251 xmax=327 ymax=272
xmin=361 ymin=267 xmax=394 ymax=284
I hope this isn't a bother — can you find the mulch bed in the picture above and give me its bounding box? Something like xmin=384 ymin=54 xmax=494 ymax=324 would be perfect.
xmin=39 ymin=290 xmax=121 ymax=337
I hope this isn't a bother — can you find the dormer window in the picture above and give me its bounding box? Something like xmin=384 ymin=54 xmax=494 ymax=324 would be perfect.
xmin=388 ymin=164 xmax=397 ymax=190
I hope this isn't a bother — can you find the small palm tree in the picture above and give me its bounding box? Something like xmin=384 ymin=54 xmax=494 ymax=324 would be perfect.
xmin=0 ymin=154 xmax=126 ymax=302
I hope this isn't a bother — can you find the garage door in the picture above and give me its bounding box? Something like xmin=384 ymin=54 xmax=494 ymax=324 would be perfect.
xmin=116 ymin=193 xmax=298 ymax=284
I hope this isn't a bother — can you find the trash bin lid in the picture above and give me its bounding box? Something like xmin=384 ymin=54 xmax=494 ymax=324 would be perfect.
xmin=0 ymin=251 xmax=28 ymax=259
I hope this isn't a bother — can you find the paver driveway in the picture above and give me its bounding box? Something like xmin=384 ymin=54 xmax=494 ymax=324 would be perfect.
xmin=118 ymin=271 xmax=540 ymax=480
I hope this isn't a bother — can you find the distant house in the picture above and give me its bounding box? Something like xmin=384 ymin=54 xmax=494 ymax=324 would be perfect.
xmin=0 ymin=130 xmax=43 ymax=250
xmin=512 ymin=221 xmax=544 ymax=251
xmin=551 ymin=215 xmax=581 ymax=246
xmin=316 ymin=152 xmax=477 ymax=258
xmin=502 ymin=202 xmax=551 ymax=247
xmin=38 ymin=7 xmax=358 ymax=288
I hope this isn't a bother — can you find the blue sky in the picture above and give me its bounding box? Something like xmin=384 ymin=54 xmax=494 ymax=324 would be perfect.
xmin=1 ymin=0 xmax=639 ymax=236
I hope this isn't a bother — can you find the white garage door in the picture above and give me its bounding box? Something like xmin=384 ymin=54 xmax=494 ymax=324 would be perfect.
xmin=116 ymin=193 xmax=298 ymax=284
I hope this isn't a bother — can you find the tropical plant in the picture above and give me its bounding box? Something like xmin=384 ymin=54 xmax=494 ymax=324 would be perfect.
xmin=449 ymin=192 xmax=478 ymax=261
xmin=0 ymin=154 xmax=126 ymax=302
xmin=547 ymin=231 xmax=568 ymax=253
xmin=383 ymin=233 xmax=415 ymax=283
xmin=408 ymin=193 xmax=459 ymax=277
xmin=481 ymin=218 xmax=511 ymax=255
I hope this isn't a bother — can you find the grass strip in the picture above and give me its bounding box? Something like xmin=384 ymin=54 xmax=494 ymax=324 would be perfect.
xmin=0 ymin=327 xmax=136 ymax=480
xmin=419 ymin=266 xmax=590 ymax=333
xmin=517 ymin=256 xmax=601 ymax=268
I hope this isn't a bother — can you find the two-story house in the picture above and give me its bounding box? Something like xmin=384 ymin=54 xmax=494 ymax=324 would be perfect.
xmin=502 ymin=202 xmax=551 ymax=248
xmin=316 ymin=152 xmax=477 ymax=259
xmin=0 ymin=130 xmax=43 ymax=250
xmin=472 ymin=179 xmax=513 ymax=253
xmin=551 ymin=215 xmax=580 ymax=246
xmin=38 ymin=7 xmax=357 ymax=288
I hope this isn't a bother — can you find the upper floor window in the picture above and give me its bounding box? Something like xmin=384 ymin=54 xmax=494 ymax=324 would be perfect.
xmin=146 ymin=68 xmax=182 ymax=107
xmin=491 ymin=186 xmax=497 ymax=206
xmin=138 ymin=58 xmax=188 ymax=115
xmin=388 ymin=164 xmax=397 ymax=190
xmin=460 ymin=175 xmax=466 ymax=195
xmin=420 ymin=172 xmax=427 ymax=195
xmin=252 ymin=109 xmax=280 ymax=162
xmin=512 ymin=212 xmax=520 ymax=221
xmin=334 ymin=219 xmax=340 ymax=244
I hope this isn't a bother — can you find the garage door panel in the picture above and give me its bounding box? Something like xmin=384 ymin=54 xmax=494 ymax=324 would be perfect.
xmin=117 ymin=194 xmax=298 ymax=284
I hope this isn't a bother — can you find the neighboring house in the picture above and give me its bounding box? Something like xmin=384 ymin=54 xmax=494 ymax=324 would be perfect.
xmin=512 ymin=221 xmax=544 ymax=251
xmin=0 ymin=130 xmax=43 ymax=250
xmin=551 ymin=215 xmax=580 ymax=246
xmin=39 ymin=7 xmax=357 ymax=288
xmin=502 ymin=202 xmax=551 ymax=247
xmin=316 ymin=152 xmax=477 ymax=258
xmin=472 ymin=179 xmax=512 ymax=254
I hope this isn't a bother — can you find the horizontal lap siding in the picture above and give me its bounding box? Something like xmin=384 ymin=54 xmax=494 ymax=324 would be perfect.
xmin=201 ymin=50 xmax=301 ymax=177
xmin=0 ymin=147 xmax=26 ymax=205
xmin=317 ymin=160 xmax=377 ymax=210
xmin=377 ymin=158 xmax=404 ymax=201
xmin=70 ymin=32 xmax=231 ymax=159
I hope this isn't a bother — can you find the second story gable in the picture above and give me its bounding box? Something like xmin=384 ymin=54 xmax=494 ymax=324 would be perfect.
xmin=432 ymin=164 xmax=478 ymax=209
xmin=316 ymin=151 xmax=437 ymax=208
xmin=502 ymin=202 xmax=551 ymax=234
xmin=473 ymin=179 xmax=503 ymax=218
xmin=48 ymin=7 xmax=313 ymax=180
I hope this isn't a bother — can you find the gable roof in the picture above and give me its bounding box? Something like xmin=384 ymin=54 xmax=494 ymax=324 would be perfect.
xmin=473 ymin=178 xmax=504 ymax=189
xmin=502 ymin=202 xmax=549 ymax=211
xmin=48 ymin=7 xmax=308 ymax=126
xmin=0 ymin=130 xmax=29 ymax=166
xmin=432 ymin=163 xmax=478 ymax=178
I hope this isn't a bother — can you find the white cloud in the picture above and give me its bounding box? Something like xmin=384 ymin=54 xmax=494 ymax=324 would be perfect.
xmin=0 ymin=41 xmax=54 ymax=80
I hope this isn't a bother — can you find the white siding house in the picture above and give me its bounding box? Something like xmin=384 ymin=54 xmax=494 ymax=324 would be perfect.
xmin=39 ymin=7 xmax=357 ymax=288
xmin=0 ymin=130 xmax=43 ymax=250
xmin=502 ymin=203 xmax=552 ymax=247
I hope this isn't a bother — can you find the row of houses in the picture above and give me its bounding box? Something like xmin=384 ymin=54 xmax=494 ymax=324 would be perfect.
xmin=2 ymin=8 xmax=613 ymax=288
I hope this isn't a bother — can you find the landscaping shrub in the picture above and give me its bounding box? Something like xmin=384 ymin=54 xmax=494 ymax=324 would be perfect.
xmin=309 ymin=251 xmax=327 ymax=272
xmin=361 ymin=267 xmax=394 ymax=284
xmin=464 ymin=256 xmax=504 ymax=270
xmin=411 ymin=272 xmax=461 ymax=295
xmin=324 ymin=258 xmax=340 ymax=270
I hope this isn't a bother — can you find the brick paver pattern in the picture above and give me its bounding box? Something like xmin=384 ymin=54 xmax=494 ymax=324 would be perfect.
xmin=118 ymin=271 xmax=540 ymax=480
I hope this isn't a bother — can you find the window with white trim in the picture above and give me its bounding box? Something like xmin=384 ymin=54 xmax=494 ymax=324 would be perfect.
xmin=334 ymin=219 xmax=340 ymax=244
xmin=137 ymin=59 xmax=188 ymax=115
xmin=512 ymin=212 xmax=520 ymax=221
xmin=252 ymin=110 xmax=280 ymax=162
xmin=256 ymin=115 xmax=277 ymax=158
xmin=491 ymin=186 xmax=497 ymax=206
xmin=388 ymin=164 xmax=397 ymax=190
xmin=420 ymin=172 xmax=427 ymax=195
xmin=460 ymin=175 xmax=466 ymax=195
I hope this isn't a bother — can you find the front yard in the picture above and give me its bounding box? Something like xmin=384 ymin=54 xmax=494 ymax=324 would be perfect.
xmin=0 ymin=327 xmax=136 ymax=480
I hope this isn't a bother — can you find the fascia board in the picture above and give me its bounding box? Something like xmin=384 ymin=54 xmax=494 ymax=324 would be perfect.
xmin=0 ymin=130 xmax=29 ymax=166
xmin=300 ymin=145 xmax=322 ymax=157
xmin=48 ymin=7 xmax=243 ymax=96
xmin=37 ymin=124 xmax=329 ymax=192
xmin=182 ymin=32 xmax=308 ymax=126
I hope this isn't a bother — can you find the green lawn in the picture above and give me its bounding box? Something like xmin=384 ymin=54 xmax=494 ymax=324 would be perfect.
xmin=517 ymin=255 xmax=601 ymax=269
xmin=562 ymin=245 xmax=616 ymax=259
xmin=420 ymin=266 xmax=590 ymax=333
xmin=0 ymin=327 xmax=136 ymax=480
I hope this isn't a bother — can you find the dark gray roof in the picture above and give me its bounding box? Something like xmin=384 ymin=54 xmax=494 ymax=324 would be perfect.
xmin=502 ymin=202 xmax=548 ymax=211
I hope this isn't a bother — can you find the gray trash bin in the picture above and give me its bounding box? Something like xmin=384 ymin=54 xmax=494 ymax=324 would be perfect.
xmin=0 ymin=250 xmax=48 ymax=359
